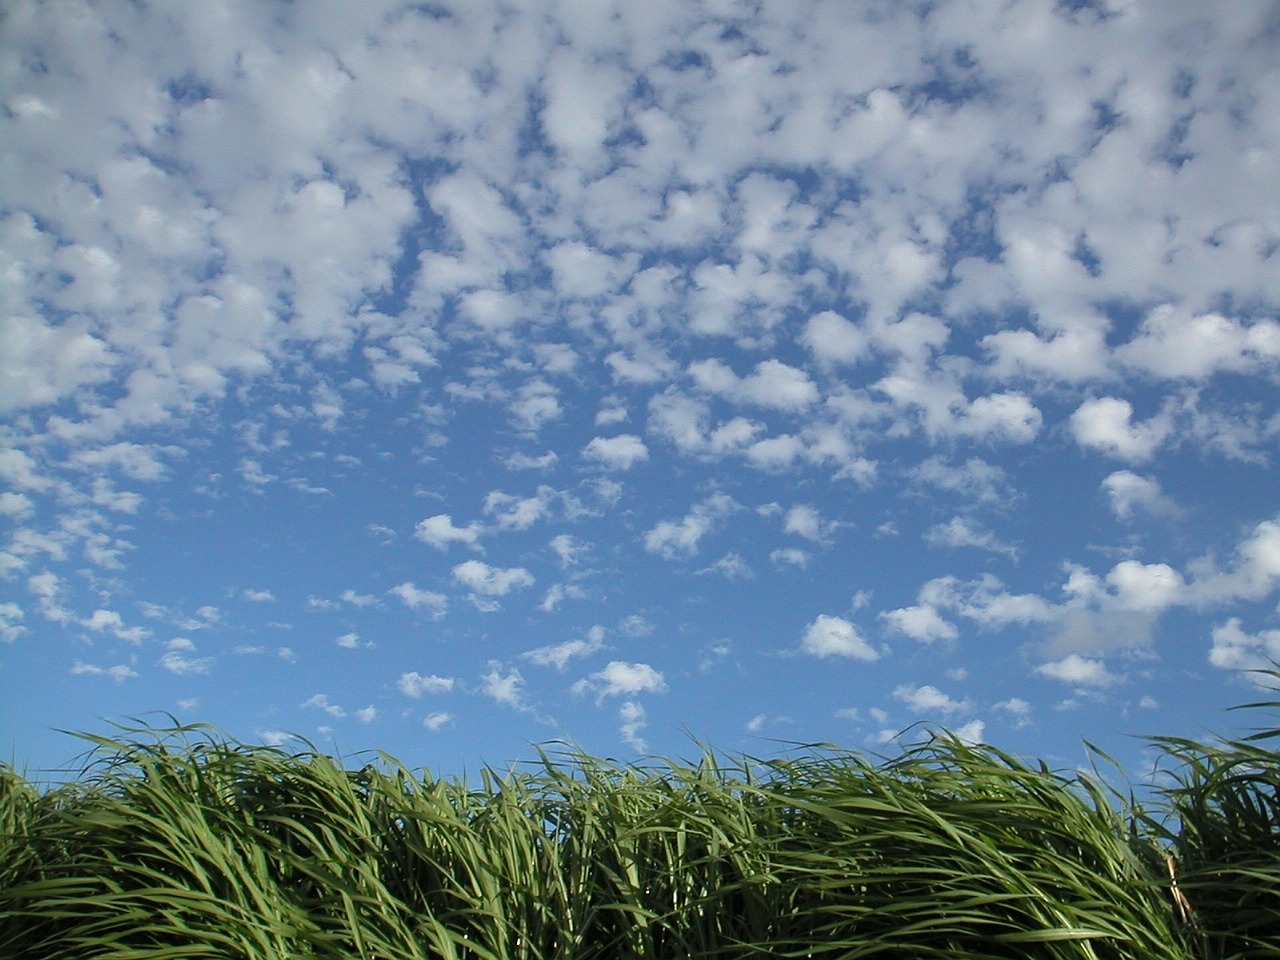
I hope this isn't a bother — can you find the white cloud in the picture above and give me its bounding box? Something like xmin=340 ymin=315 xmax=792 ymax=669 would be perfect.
xmin=924 ymin=517 xmax=1019 ymax=559
xmin=1208 ymin=618 xmax=1280 ymax=676
xmin=950 ymin=719 xmax=987 ymax=745
xmin=643 ymin=492 xmax=738 ymax=560
xmin=618 ymin=700 xmax=648 ymax=752
xmin=0 ymin=602 xmax=25 ymax=643
xmin=522 ymin=626 xmax=605 ymax=670
xmin=770 ymin=547 xmax=810 ymax=569
xmin=892 ymin=683 xmax=973 ymax=716
xmin=582 ymin=434 xmax=649 ymax=471
xmin=1034 ymin=655 xmax=1120 ymax=688
xmin=574 ymin=660 xmax=667 ymax=702
xmin=483 ymin=487 xmax=557 ymax=530
xmin=302 ymin=694 xmax=346 ymax=719
xmin=397 ymin=672 xmax=455 ymax=698
xmin=452 ymin=560 xmax=534 ymax=597
xmin=415 ymin=513 xmax=484 ymax=550
xmin=697 ymin=552 xmax=754 ymax=580
xmin=688 ymin=358 xmax=818 ymax=412
xmin=387 ymin=582 xmax=448 ymax=618
xmin=481 ymin=663 xmax=528 ymax=710
xmin=801 ymin=310 xmax=868 ymax=366
xmin=1186 ymin=516 xmax=1280 ymax=605
xmin=1105 ymin=560 xmax=1185 ymax=614
xmin=784 ymin=504 xmax=828 ymax=543
xmin=423 ymin=712 xmax=453 ymax=731
xmin=159 ymin=638 xmax=212 ymax=676
xmin=242 ymin=588 xmax=275 ymax=602
xmin=880 ymin=604 xmax=959 ymax=644
xmin=800 ymin=615 xmax=879 ymax=661
xmin=1070 ymin=397 xmax=1171 ymax=462
xmin=548 ymin=534 xmax=589 ymax=566
xmin=1115 ymin=306 xmax=1280 ymax=380
xmin=1101 ymin=471 xmax=1179 ymax=521
xmin=71 ymin=661 xmax=137 ymax=682
xmin=340 ymin=590 xmax=379 ymax=608
xmin=993 ymin=698 xmax=1032 ymax=727
xmin=911 ymin=456 xmax=1010 ymax=505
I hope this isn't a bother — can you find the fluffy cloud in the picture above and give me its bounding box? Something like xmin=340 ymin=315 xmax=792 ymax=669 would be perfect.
xmin=415 ymin=514 xmax=483 ymax=550
xmin=481 ymin=663 xmax=528 ymax=710
xmin=892 ymin=683 xmax=972 ymax=716
xmin=800 ymin=615 xmax=879 ymax=662
xmin=1070 ymin=398 xmax=1171 ymax=462
xmin=388 ymin=583 xmax=448 ymax=618
xmin=1208 ymin=618 xmax=1280 ymax=676
xmin=643 ymin=492 xmax=738 ymax=560
xmin=1034 ymin=655 xmax=1120 ymax=688
xmin=582 ymin=434 xmax=649 ymax=471
xmin=522 ymin=626 xmax=606 ymax=670
xmin=880 ymin=604 xmax=959 ymax=644
xmin=159 ymin=638 xmax=212 ymax=675
xmin=1101 ymin=471 xmax=1179 ymax=521
xmin=573 ymin=660 xmax=667 ymax=702
xmin=452 ymin=560 xmax=535 ymax=597
xmin=688 ymin=359 xmax=818 ymax=412
xmin=396 ymin=672 xmax=455 ymax=697
xmin=1115 ymin=307 xmax=1280 ymax=380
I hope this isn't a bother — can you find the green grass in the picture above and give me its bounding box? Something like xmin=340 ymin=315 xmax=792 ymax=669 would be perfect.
xmin=2 ymin=672 xmax=1278 ymax=959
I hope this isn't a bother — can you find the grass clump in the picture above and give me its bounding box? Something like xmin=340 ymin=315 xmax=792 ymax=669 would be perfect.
xmin=2 ymin=673 xmax=1278 ymax=959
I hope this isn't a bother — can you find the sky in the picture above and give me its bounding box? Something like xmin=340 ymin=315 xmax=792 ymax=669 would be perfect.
xmin=3 ymin=0 xmax=1280 ymax=787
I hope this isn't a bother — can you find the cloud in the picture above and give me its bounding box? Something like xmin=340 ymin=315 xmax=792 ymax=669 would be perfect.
xmin=159 ymin=638 xmax=212 ymax=675
xmin=618 ymin=701 xmax=649 ymax=752
xmin=801 ymin=310 xmax=868 ymax=366
xmin=1115 ymin=306 xmax=1280 ymax=380
xmin=1070 ymin=397 xmax=1171 ymax=462
xmin=548 ymin=534 xmax=589 ymax=566
xmin=1034 ymin=655 xmax=1120 ymax=688
xmin=302 ymin=693 xmax=346 ymax=719
xmin=783 ymin=505 xmax=826 ymax=542
xmin=688 ymin=358 xmax=819 ymax=412
xmin=880 ymin=604 xmax=959 ymax=644
xmin=0 ymin=602 xmax=25 ymax=643
xmin=483 ymin=487 xmax=557 ymax=530
xmin=522 ymin=626 xmax=605 ymax=670
xmin=573 ymin=661 xmax=667 ymax=703
xmin=892 ymin=683 xmax=973 ymax=716
xmin=800 ymin=615 xmax=879 ymax=661
xmin=1208 ymin=618 xmax=1280 ymax=677
xmin=396 ymin=672 xmax=455 ymax=697
xmin=481 ymin=663 xmax=528 ymax=711
xmin=242 ymin=588 xmax=275 ymax=602
xmin=643 ymin=492 xmax=738 ymax=560
xmin=924 ymin=517 xmax=1019 ymax=559
xmin=71 ymin=661 xmax=137 ymax=682
xmin=697 ymin=552 xmax=753 ymax=580
xmin=582 ymin=434 xmax=649 ymax=470
xmin=387 ymin=582 xmax=448 ymax=618
xmin=452 ymin=560 xmax=535 ymax=597
xmin=1101 ymin=471 xmax=1180 ymax=521
xmin=415 ymin=514 xmax=483 ymax=549
xmin=423 ymin=712 xmax=453 ymax=731
xmin=950 ymin=719 xmax=987 ymax=745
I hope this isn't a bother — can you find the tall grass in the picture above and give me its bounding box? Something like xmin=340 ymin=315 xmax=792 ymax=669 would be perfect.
xmin=2 ymin=675 xmax=1277 ymax=959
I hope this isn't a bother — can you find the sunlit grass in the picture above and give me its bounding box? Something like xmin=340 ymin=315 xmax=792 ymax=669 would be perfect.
xmin=2 ymin=672 xmax=1277 ymax=959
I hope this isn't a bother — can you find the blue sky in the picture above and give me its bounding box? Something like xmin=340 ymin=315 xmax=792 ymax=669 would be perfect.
xmin=3 ymin=0 xmax=1280 ymax=785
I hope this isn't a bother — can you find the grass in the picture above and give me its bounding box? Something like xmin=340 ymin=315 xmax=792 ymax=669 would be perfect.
xmin=2 ymin=671 xmax=1277 ymax=959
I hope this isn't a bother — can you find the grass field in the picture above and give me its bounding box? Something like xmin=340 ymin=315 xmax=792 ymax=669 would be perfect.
xmin=2 ymin=671 xmax=1278 ymax=959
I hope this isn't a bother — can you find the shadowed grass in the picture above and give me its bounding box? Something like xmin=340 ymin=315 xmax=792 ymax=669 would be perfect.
xmin=2 ymin=677 xmax=1278 ymax=959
